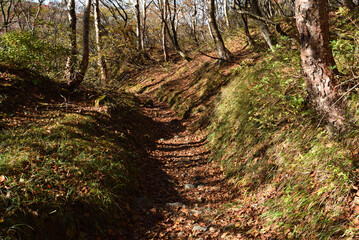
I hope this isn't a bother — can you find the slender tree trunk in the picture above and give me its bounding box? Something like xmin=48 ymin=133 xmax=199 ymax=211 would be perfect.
xmin=241 ymin=14 xmax=255 ymax=47
xmin=65 ymin=0 xmax=77 ymax=82
xmin=295 ymin=0 xmax=344 ymax=129
xmin=67 ymin=0 xmax=92 ymax=89
xmin=224 ymin=0 xmax=230 ymax=28
xmin=161 ymin=0 xmax=169 ymax=61
xmin=165 ymin=0 xmax=191 ymax=61
xmin=207 ymin=0 xmax=231 ymax=60
xmin=94 ymin=0 xmax=108 ymax=81
xmin=135 ymin=0 xmax=142 ymax=51
xmin=251 ymin=0 xmax=274 ymax=51
xmin=141 ymin=0 xmax=147 ymax=53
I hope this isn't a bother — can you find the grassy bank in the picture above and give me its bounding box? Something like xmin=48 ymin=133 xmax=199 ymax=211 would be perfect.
xmin=208 ymin=42 xmax=358 ymax=238
xmin=0 ymin=68 xmax=145 ymax=239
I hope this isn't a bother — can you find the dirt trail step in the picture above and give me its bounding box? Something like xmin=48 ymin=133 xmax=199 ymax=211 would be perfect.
xmin=124 ymin=94 xmax=247 ymax=239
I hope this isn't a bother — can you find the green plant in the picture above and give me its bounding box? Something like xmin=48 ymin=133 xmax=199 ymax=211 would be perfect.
xmin=0 ymin=31 xmax=68 ymax=76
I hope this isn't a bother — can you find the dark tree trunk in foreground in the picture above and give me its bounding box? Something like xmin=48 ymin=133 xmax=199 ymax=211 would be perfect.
xmin=65 ymin=0 xmax=77 ymax=82
xmin=295 ymin=0 xmax=345 ymax=129
xmin=207 ymin=0 xmax=231 ymax=60
xmin=67 ymin=0 xmax=92 ymax=89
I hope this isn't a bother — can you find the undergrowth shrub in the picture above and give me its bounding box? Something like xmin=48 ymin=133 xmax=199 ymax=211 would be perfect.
xmin=209 ymin=46 xmax=357 ymax=238
xmin=0 ymin=31 xmax=68 ymax=77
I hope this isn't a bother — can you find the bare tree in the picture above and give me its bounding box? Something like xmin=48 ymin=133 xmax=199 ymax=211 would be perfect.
xmin=207 ymin=0 xmax=231 ymax=60
xmin=64 ymin=0 xmax=77 ymax=82
xmin=17 ymin=0 xmax=45 ymax=32
xmin=94 ymin=0 xmax=108 ymax=81
xmin=250 ymin=0 xmax=274 ymax=51
xmin=0 ymin=0 xmax=17 ymax=32
xmin=67 ymin=0 xmax=92 ymax=89
xmin=295 ymin=0 xmax=345 ymax=129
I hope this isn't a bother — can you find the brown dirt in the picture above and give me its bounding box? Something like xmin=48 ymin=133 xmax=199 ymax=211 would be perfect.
xmin=122 ymin=92 xmax=261 ymax=240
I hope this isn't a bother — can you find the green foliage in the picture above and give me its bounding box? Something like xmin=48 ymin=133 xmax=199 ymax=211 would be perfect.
xmin=208 ymin=46 xmax=356 ymax=238
xmin=0 ymin=110 xmax=139 ymax=239
xmin=0 ymin=31 xmax=68 ymax=77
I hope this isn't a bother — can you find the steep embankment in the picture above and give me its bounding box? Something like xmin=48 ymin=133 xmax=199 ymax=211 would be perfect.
xmin=128 ymin=32 xmax=359 ymax=238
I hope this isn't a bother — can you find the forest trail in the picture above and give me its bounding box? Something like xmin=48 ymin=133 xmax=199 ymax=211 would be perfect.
xmin=123 ymin=92 xmax=255 ymax=240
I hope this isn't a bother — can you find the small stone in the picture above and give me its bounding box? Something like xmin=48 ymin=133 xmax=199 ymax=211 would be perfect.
xmin=196 ymin=238 xmax=204 ymax=240
xmin=174 ymin=135 xmax=180 ymax=139
xmin=193 ymin=224 xmax=207 ymax=232
xmin=177 ymin=232 xmax=186 ymax=239
xmin=190 ymin=209 xmax=203 ymax=215
xmin=166 ymin=202 xmax=183 ymax=208
xmin=223 ymin=223 xmax=235 ymax=231
xmin=184 ymin=183 xmax=195 ymax=189
xmin=354 ymin=196 xmax=359 ymax=205
xmin=197 ymin=185 xmax=205 ymax=190
xmin=194 ymin=175 xmax=201 ymax=180
xmin=209 ymin=227 xmax=216 ymax=232
xmin=197 ymin=197 xmax=204 ymax=203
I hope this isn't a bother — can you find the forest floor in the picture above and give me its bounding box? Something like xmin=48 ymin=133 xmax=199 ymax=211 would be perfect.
xmin=123 ymin=92 xmax=260 ymax=239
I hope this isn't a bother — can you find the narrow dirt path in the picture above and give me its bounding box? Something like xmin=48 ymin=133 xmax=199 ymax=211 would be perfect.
xmin=124 ymin=94 xmax=249 ymax=239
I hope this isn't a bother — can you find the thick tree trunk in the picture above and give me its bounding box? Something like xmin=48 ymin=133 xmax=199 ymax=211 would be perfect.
xmin=251 ymin=0 xmax=274 ymax=52
xmin=295 ymin=0 xmax=345 ymax=129
xmin=67 ymin=0 xmax=91 ymax=89
xmin=65 ymin=0 xmax=77 ymax=82
xmin=207 ymin=0 xmax=231 ymax=60
xmin=94 ymin=0 xmax=108 ymax=82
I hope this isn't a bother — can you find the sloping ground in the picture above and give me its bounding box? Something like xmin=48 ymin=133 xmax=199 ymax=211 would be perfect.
xmin=126 ymin=27 xmax=359 ymax=238
xmin=0 ymin=65 xmax=150 ymax=239
xmin=125 ymin=94 xmax=261 ymax=239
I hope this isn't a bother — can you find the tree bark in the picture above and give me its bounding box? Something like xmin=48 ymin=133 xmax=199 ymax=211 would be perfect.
xmin=64 ymin=0 xmax=77 ymax=82
xmin=224 ymin=0 xmax=230 ymax=28
xmin=135 ymin=0 xmax=142 ymax=51
xmin=94 ymin=0 xmax=108 ymax=81
xmin=67 ymin=0 xmax=92 ymax=89
xmin=295 ymin=0 xmax=345 ymax=129
xmin=161 ymin=0 xmax=169 ymax=61
xmin=207 ymin=0 xmax=231 ymax=60
xmin=250 ymin=0 xmax=275 ymax=52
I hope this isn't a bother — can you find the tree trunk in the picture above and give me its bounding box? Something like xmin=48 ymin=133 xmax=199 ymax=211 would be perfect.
xmin=165 ymin=0 xmax=191 ymax=61
xmin=135 ymin=0 xmax=142 ymax=51
xmin=241 ymin=14 xmax=256 ymax=47
xmin=94 ymin=0 xmax=108 ymax=81
xmin=295 ymin=0 xmax=345 ymax=129
xmin=67 ymin=0 xmax=92 ymax=89
xmin=224 ymin=0 xmax=230 ymax=28
xmin=250 ymin=0 xmax=274 ymax=52
xmin=161 ymin=0 xmax=169 ymax=61
xmin=64 ymin=0 xmax=77 ymax=82
xmin=141 ymin=0 xmax=147 ymax=53
xmin=207 ymin=0 xmax=231 ymax=60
